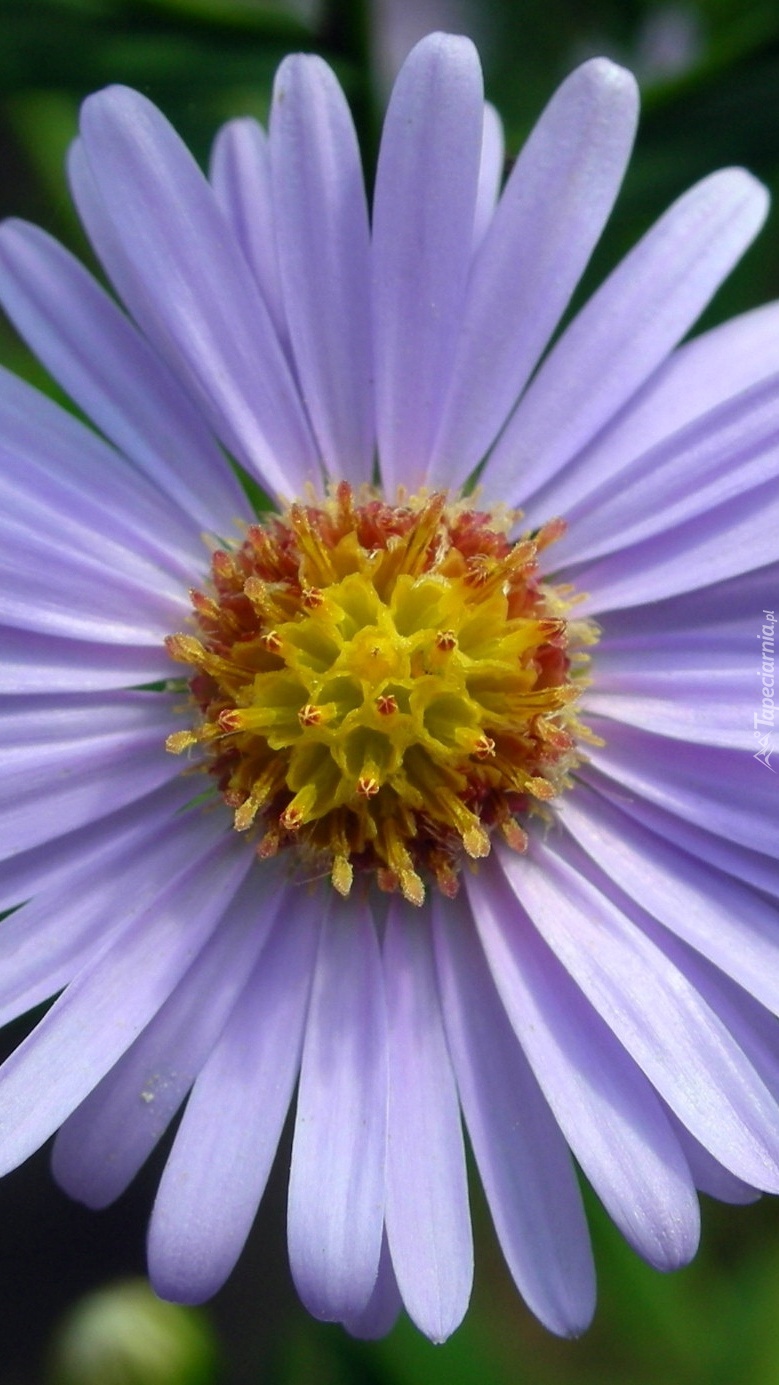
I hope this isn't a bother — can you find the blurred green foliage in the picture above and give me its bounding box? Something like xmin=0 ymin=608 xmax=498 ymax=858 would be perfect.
xmin=1 ymin=0 xmax=779 ymax=1381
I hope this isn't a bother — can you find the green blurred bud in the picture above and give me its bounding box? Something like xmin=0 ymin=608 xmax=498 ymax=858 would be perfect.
xmin=48 ymin=1278 xmax=218 ymax=1385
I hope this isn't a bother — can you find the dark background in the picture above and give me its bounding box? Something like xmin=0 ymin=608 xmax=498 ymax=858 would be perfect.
xmin=2 ymin=0 xmax=779 ymax=1380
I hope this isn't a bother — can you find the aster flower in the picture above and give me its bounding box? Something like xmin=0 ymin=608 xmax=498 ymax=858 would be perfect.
xmin=1 ymin=31 xmax=778 ymax=1346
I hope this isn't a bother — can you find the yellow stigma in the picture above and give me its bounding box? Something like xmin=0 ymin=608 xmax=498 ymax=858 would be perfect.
xmin=165 ymin=483 xmax=598 ymax=903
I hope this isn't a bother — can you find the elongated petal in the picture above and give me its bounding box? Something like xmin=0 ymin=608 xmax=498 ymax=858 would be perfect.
xmin=384 ymin=899 xmax=471 ymax=1343
xmin=584 ymin=768 xmax=779 ymax=900
xmin=558 ymin=786 xmax=779 ymax=1016
xmin=0 ymin=220 xmax=247 ymax=535
xmin=484 ymin=167 xmax=768 ymax=506
xmin=585 ymin=718 xmax=778 ymax=857
xmin=52 ymin=863 xmax=286 ymax=1209
xmin=73 ymin=90 xmax=320 ymax=498
xmin=0 ymin=524 xmax=187 ymax=644
xmin=372 ymin=32 xmax=484 ymax=491
xmin=671 ymin=1119 xmax=761 ymax=1205
xmin=583 ymin=670 xmax=753 ymax=748
xmin=147 ymin=887 xmax=320 ymax=1303
xmin=0 ymin=793 xmax=224 ymax=1028
xmin=472 ymin=103 xmax=504 ymax=251
xmin=288 ymin=896 xmax=387 ymax=1322
xmin=210 ymin=117 xmax=287 ymax=344
xmin=342 ymin=1232 xmax=402 ymax=1340
xmin=434 ymin=893 xmax=595 ymax=1336
xmin=504 ymin=837 xmax=779 ymax=1189
xmin=0 ymin=363 xmax=200 ymax=578
xmin=0 ymin=626 xmax=170 ymax=693
xmin=573 ymin=471 xmax=779 ymax=611
xmin=552 ymin=371 xmax=779 ymax=568
xmin=428 ymin=58 xmax=638 ymax=489
xmin=271 ymin=55 xmax=374 ymax=485
xmin=0 ymin=692 xmax=180 ymax=854
xmin=527 ymin=298 xmax=779 ymax=524
xmin=0 ymin=466 xmax=192 ymax=594
xmin=595 ymin=561 xmax=779 ymax=646
xmin=0 ymin=835 xmax=251 ymax=1174
xmin=0 ymin=777 xmax=194 ymax=910
xmin=469 ymin=866 xmax=700 ymax=1270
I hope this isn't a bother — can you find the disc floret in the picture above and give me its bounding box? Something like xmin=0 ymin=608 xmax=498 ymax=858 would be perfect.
xmin=166 ymin=483 xmax=597 ymax=904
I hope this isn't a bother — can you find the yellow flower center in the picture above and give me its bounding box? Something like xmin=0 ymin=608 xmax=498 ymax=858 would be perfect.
xmin=165 ymin=484 xmax=598 ymax=904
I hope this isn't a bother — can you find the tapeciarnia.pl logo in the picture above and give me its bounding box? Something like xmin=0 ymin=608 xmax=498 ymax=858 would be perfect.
xmin=754 ymin=608 xmax=776 ymax=771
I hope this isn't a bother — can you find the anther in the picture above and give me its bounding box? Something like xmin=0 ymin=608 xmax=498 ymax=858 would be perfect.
xmin=399 ymin=868 xmax=425 ymax=907
xmin=165 ymin=729 xmax=198 ymax=754
xmin=376 ymin=694 xmax=398 ymax=717
xmin=212 ymin=550 xmax=241 ymax=586
xmin=189 ymin=589 xmax=220 ymax=622
xmin=165 ymin=633 xmax=206 ymax=665
xmin=525 ymin=776 xmax=555 ymax=800
xmin=463 ymin=824 xmax=490 ymax=859
xmin=257 ymin=828 xmax=281 ymax=858
xmin=234 ymin=797 xmax=260 ymax=831
xmin=331 ymin=855 xmax=353 ymax=897
xmin=435 ymin=630 xmax=457 ymax=652
xmin=500 ymin=816 xmax=529 ymax=853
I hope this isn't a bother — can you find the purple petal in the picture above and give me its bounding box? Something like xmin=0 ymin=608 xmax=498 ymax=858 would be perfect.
xmin=0 ymin=523 xmax=188 ymax=644
xmin=383 ymin=899 xmax=472 ymax=1343
xmin=585 ymin=718 xmax=778 ymax=857
xmin=209 ymin=118 xmax=287 ymax=346
xmin=583 ymin=670 xmax=753 ymax=748
xmin=433 ymin=892 xmax=596 ymax=1336
xmin=0 ymin=219 xmax=248 ymax=535
xmin=0 ymin=776 xmax=194 ymax=911
xmin=527 ymin=298 xmax=779 ymax=524
xmin=595 ymin=562 xmax=779 ymax=645
xmin=552 ymin=371 xmax=779 ymax=568
xmin=471 ymin=103 xmax=504 ymax=251
xmin=0 ymin=364 xmax=201 ymax=582
xmin=468 ymin=864 xmax=699 ymax=1270
xmin=52 ymin=861 xmax=287 ymax=1210
xmin=627 ymin=916 xmax=779 ymax=1206
xmin=671 ymin=1118 xmax=761 ymax=1205
xmin=573 ymin=474 xmax=779 ymax=612
xmin=581 ymin=767 xmax=779 ymax=900
xmin=0 ymin=626 xmax=172 ymax=693
xmin=0 ymin=691 xmax=181 ymax=855
xmin=429 ymin=58 xmax=638 ymax=490
xmin=558 ymin=785 xmax=779 ymax=1014
xmin=0 ymin=787 xmax=223 ymax=1027
xmin=372 ymin=32 xmax=484 ymax=492
xmin=0 ymin=833 xmax=251 ymax=1174
xmin=147 ymin=886 xmax=318 ymax=1304
xmin=270 ymin=55 xmax=374 ymax=485
xmin=342 ymin=1232 xmax=402 ymax=1340
xmin=485 ymin=168 xmax=768 ymax=508
xmin=73 ymin=89 xmax=321 ymax=499
xmin=0 ymin=488 xmax=186 ymax=600
xmin=503 ymin=835 xmax=779 ymax=1190
xmin=287 ymin=895 xmax=387 ymax=1322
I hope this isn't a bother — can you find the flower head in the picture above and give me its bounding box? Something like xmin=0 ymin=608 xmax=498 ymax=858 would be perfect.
xmin=1 ymin=32 xmax=778 ymax=1344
